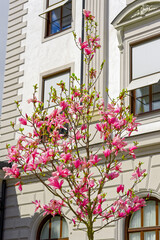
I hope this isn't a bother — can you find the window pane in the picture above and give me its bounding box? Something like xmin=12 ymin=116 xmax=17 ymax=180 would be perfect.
xmin=43 ymin=70 xmax=70 ymax=108
xmin=51 ymin=216 xmax=61 ymax=239
xmin=132 ymin=38 xmax=160 ymax=79
xmin=144 ymin=231 xmax=156 ymax=240
xmin=129 ymin=232 xmax=140 ymax=240
xmin=50 ymin=8 xmax=61 ymax=34
xmin=152 ymin=83 xmax=160 ymax=110
xmin=62 ymin=2 xmax=71 ymax=30
xmin=143 ymin=201 xmax=156 ymax=227
xmin=129 ymin=210 xmax=141 ymax=228
xmin=135 ymin=87 xmax=149 ymax=114
xmin=62 ymin=217 xmax=68 ymax=238
xmin=40 ymin=220 xmax=49 ymax=239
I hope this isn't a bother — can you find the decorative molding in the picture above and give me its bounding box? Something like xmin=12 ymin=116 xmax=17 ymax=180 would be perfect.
xmin=117 ymin=28 xmax=124 ymax=52
xmin=130 ymin=3 xmax=160 ymax=19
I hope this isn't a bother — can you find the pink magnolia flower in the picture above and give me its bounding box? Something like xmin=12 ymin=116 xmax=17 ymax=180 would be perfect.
xmin=60 ymin=153 xmax=72 ymax=163
xmin=60 ymin=101 xmax=69 ymax=110
xmin=15 ymin=181 xmax=22 ymax=191
xmin=75 ymin=131 xmax=83 ymax=140
xmin=19 ymin=117 xmax=27 ymax=125
xmin=56 ymin=165 xmax=71 ymax=178
xmin=33 ymin=200 xmax=41 ymax=212
xmin=105 ymin=171 xmax=119 ymax=180
xmin=84 ymin=47 xmax=93 ymax=55
xmin=48 ymin=178 xmax=64 ymax=189
xmin=83 ymin=9 xmax=91 ymax=18
xmin=103 ymin=149 xmax=112 ymax=158
xmin=3 ymin=163 xmax=20 ymax=179
xmin=117 ymin=184 xmax=124 ymax=194
xmin=131 ymin=167 xmax=146 ymax=180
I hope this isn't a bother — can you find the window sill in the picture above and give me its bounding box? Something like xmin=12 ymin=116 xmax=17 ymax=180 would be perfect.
xmin=42 ymin=26 xmax=73 ymax=43
xmin=134 ymin=110 xmax=160 ymax=125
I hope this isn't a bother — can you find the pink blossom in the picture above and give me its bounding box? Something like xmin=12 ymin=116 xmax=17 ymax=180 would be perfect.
xmin=83 ymin=9 xmax=91 ymax=18
xmin=117 ymin=184 xmax=124 ymax=193
xmin=131 ymin=167 xmax=146 ymax=180
xmin=56 ymin=165 xmax=71 ymax=178
xmin=3 ymin=163 xmax=20 ymax=179
xmin=84 ymin=47 xmax=93 ymax=55
xmin=81 ymin=124 xmax=87 ymax=131
xmin=75 ymin=131 xmax=83 ymax=140
xmin=103 ymin=149 xmax=112 ymax=158
xmin=48 ymin=178 xmax=64 ymax=189
xmin=105 ymin=172 xmax=119 ymax=180
xmin=15 ymin=181 xmax=22 ymax=191
xmin=33 ymin=200 xmax=41 ymax=212
xmin=19 ymin=117 xmax=27 ymax=125
xmin=60 ymin=153 xmax=72 ymax=163
xmin=60 ymin=101 xmax=69 ymax=110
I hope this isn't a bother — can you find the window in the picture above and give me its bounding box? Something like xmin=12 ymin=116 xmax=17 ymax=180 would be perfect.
xmin=112 ymin=1 xmax=160 ymax=118
xmin=130 ymin=38 xmax=160 ymax=115
xmin=46 ymin=0 xmax=72 ymax=37
xmin=37 ymin=215 xmax=69 ymax=240
xmin=126 ymin=199 xmax=160 ymax=240
xmin=42 ymin=70 xmax=70 ymax=108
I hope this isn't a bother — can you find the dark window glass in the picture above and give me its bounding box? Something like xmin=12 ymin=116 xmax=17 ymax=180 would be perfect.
xmin=132 ymin=83 xmax=160 ymax=115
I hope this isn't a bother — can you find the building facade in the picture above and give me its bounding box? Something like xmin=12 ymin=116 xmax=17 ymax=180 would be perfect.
xmin=0 ymin=0 xmax=160 ymax=239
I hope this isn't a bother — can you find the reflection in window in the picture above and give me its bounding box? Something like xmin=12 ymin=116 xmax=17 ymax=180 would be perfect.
xmin=132 ymin=83 xmax=160 ymax=115
xmin=126 ymin=199 xmax=160 ymax=240
xmin=37 ymin=215 xmax=69 ymax=240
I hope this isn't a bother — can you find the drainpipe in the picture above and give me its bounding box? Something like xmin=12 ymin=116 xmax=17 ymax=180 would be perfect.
xmin=80 ymin=0 xmax=85 ymax=86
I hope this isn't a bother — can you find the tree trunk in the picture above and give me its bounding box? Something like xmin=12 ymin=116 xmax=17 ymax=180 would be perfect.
xmin=87 ymin=228 xmax=94 ymax=240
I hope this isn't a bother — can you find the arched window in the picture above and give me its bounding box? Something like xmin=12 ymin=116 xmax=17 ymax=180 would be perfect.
xmin=125 ymin=199 xmax=160 ymax=240
xmin=37 ymin=215 xmax=69 ymax=240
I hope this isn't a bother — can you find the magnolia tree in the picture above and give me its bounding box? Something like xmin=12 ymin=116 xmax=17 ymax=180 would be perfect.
xmin=3 ymin=10 xmax=146 ymax=240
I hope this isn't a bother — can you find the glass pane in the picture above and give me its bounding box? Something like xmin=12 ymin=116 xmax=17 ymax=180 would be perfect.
xmin=129 ymin=232 xmax=140 ymax=240
xmin=62 ymin=217 xmax=68 ymax=238
xmin=143 ymin=201 xmax=156 ymax=227
xmin=51 ymin=216 xmax=61 ymax=239
xmin=136 ymin=86 xmax=149 ymax=98
xmin=135 ymin=86 xmax=149 ymax=114
xmin=135 ymin=96 xmax=149 ymax=114
xmin=43 ymin=70 xmax=70 ymax=108
xmin=50 ymin=8 xmax=61 ymax=34
xmin=152 ymin=83 xmax=160 ymax=94
xmin=144 ymin=231 xmax=156 ymax=240
xmin=152 ymin=93 xmax=160 ymax=110
xmin=40 ymin=220 xmax=49 ymax=239
xmin=62 ymin=15 xmax=71 ymax=30
xmin=129 ymin=210 xmax=141 ymax=228
xmin=62 ymin=2 xmax=71 ymax=30
xmin=132 ymin=38 xmax=160 ymax=79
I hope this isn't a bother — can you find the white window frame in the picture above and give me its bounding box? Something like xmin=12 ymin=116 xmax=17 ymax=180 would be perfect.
xmin=41 ymin=0 xmax=75 ymax=43
xmin=39 ymin=63 xmax=74 ymax=108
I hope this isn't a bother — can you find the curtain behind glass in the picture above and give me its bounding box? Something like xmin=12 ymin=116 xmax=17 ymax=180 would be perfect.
xmin=143 ymin=201 xmax=156 ymax=227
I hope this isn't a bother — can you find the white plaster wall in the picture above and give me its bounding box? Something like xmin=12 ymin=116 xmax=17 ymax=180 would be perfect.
xmin=18 ymin=0 xmax=82 ymax=117
xmin=108 ymin=0 xmax=126 ymax=99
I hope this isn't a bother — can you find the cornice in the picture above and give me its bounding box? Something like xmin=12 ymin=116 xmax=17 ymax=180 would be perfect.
xmin=112 ymin=0 xmax=160 ymax=29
